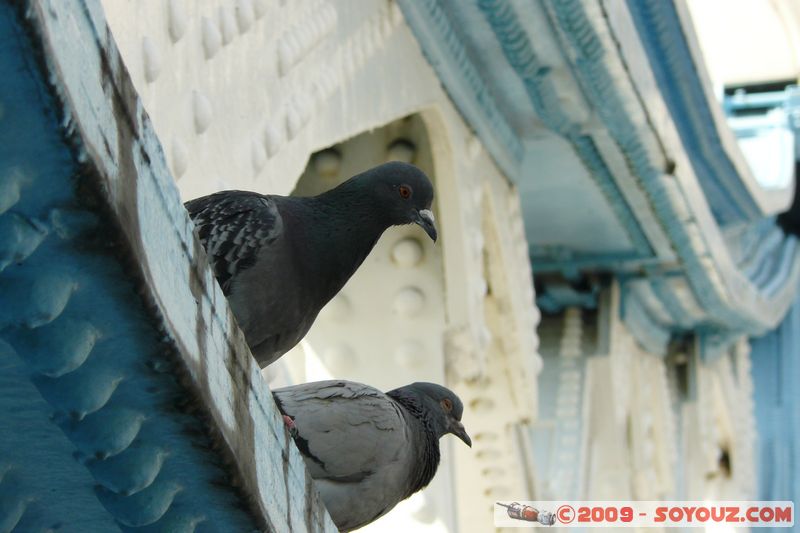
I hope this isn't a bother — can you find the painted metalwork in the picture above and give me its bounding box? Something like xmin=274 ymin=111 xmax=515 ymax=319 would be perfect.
xmin=750 ymin=292 xmax=800 ymax=504
xmin=626 ymin=0 xmax=762 ymax=225
xmin=398 ymin=0 xmax=800 ymax=354
xmin=0 ymin=1 xmax=336 ymax=530
xmin=0 ymin=3 xmax=261 ymax=530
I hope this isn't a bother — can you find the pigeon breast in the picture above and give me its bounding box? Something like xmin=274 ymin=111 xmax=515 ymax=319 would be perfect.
xmin=272 ymin=380 xmax=441 ymax=531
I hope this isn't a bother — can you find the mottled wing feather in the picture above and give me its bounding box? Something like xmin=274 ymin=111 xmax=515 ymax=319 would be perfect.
xmin=185 ymin=191 xmax=282 ymax=293
xmin=273 ymin=381 xmax=408 ymax=481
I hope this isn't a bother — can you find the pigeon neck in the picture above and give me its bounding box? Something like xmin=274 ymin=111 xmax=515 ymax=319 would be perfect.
xmin=386 ymin=391 xmax=441 ymax=497
xmin=302 ymin=190 xmax=391 ymax=299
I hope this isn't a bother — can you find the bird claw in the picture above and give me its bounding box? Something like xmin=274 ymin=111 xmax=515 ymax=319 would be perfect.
xmin=283 ymin=415 xmax=298 ymax=438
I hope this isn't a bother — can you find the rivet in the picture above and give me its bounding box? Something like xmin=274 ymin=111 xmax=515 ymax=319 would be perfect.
xmin=393 ymin=287 xmax=425 ymax=317
xmin=142 ymin=37 xmax=161 ymax=83
xmin=236 ymin=0 xmax=255 ymax=33
xmin=386 ymin=139 xmax=416 ymax=163
xmin=253 ymin=0 xmax=268 ymax=18
xmin=219 ymin=7 xmax=237 ymax=45
xmin=321 ymin=344 xmax=357 ymax=374
xmin=470 ymin=397 xmax=495 ymax=413
xmin=393 ymin=340 xmax=425 ymax=368
xmin=381 ymin=11 xmax=392 ymax=36
xmin=24 ymin=273 xmax=77 ymax=328
xmin=171 ymin=139 xmax=188 ymax=179
xmin=475 ymin=448 xmax=502 ymax=461
xmin=251 ymin=139 xmax=267 ymax=173
xmin=481 ymin=466 xmax=505 ymax=480
xmin=277 ymin=40 xmax=292 ymax=76
xmin=285 ymin=104 xmax=303 ymax=139
xmin=474 ymin=432 xmax=499 ymax=443
xmin=192 ymin=91 xmax=213 ymax=134
xmin=167 ymin=0 xmax=187 ymax=42
xmin=0 ymin=213 xmax=48 ymax=272
xmin=391 ymin=237 xmax=424 ymax=267
xmin=319 ymin=294 xmax=352 ymax=320
xmin=0 ymin=168 xmax=22 ymax=214
xmin=263 ymin=124 xmax=282 ymax=157
xmin=484 ymin=486 xmax=511 ymax=498
xmin=467 ymin=134 xmax=482 ymax=159
xmin=201 ymin=17 xmax=222 ymax=59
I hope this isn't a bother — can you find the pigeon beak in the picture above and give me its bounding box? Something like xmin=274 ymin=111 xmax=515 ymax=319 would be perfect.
xmin=450 ymin=420 xmax=472 ymax=447
xmin=414 ymin=209 xmax=438 ymax=242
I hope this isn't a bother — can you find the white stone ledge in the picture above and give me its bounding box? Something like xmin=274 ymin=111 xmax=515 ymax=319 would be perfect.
xmin=28 ymin=0 xmax=337 ymax=530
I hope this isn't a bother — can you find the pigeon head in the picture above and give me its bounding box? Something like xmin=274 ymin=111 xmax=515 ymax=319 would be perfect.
xmin=394 ymin=382 xmax=471 ymax=447
xmin=351 ymin=161 xmax=437 ymax=242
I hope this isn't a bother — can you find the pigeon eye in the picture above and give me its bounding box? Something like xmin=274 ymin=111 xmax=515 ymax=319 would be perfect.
xmin=441 ymin=398 xmax=453 ymax=412
xmin=398 ymin=185 xmax=412 ymax=199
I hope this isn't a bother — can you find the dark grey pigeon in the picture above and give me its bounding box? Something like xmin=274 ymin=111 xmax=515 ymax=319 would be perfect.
xmin=272 ymin=380 xmax=471 ymax=532
xmin=185 ymin=162 xmax=437 ymax=367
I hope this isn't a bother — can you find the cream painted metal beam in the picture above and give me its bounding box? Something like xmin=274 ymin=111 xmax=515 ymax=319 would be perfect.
xmin=99 ymin=1 xmax=544 ymax=531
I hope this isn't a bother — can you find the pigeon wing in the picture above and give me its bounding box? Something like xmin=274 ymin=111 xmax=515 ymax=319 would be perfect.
xmin=272 ymin=380 xmax=409 ymax=481
xmin=185 ymin=191 xmax=282 ymax=293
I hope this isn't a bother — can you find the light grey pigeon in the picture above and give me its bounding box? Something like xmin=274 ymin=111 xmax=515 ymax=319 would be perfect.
xmin=185 ymin=162 xmax=437 ymax=367
xmin=272 ymin=380 xmax=471 ymax=532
